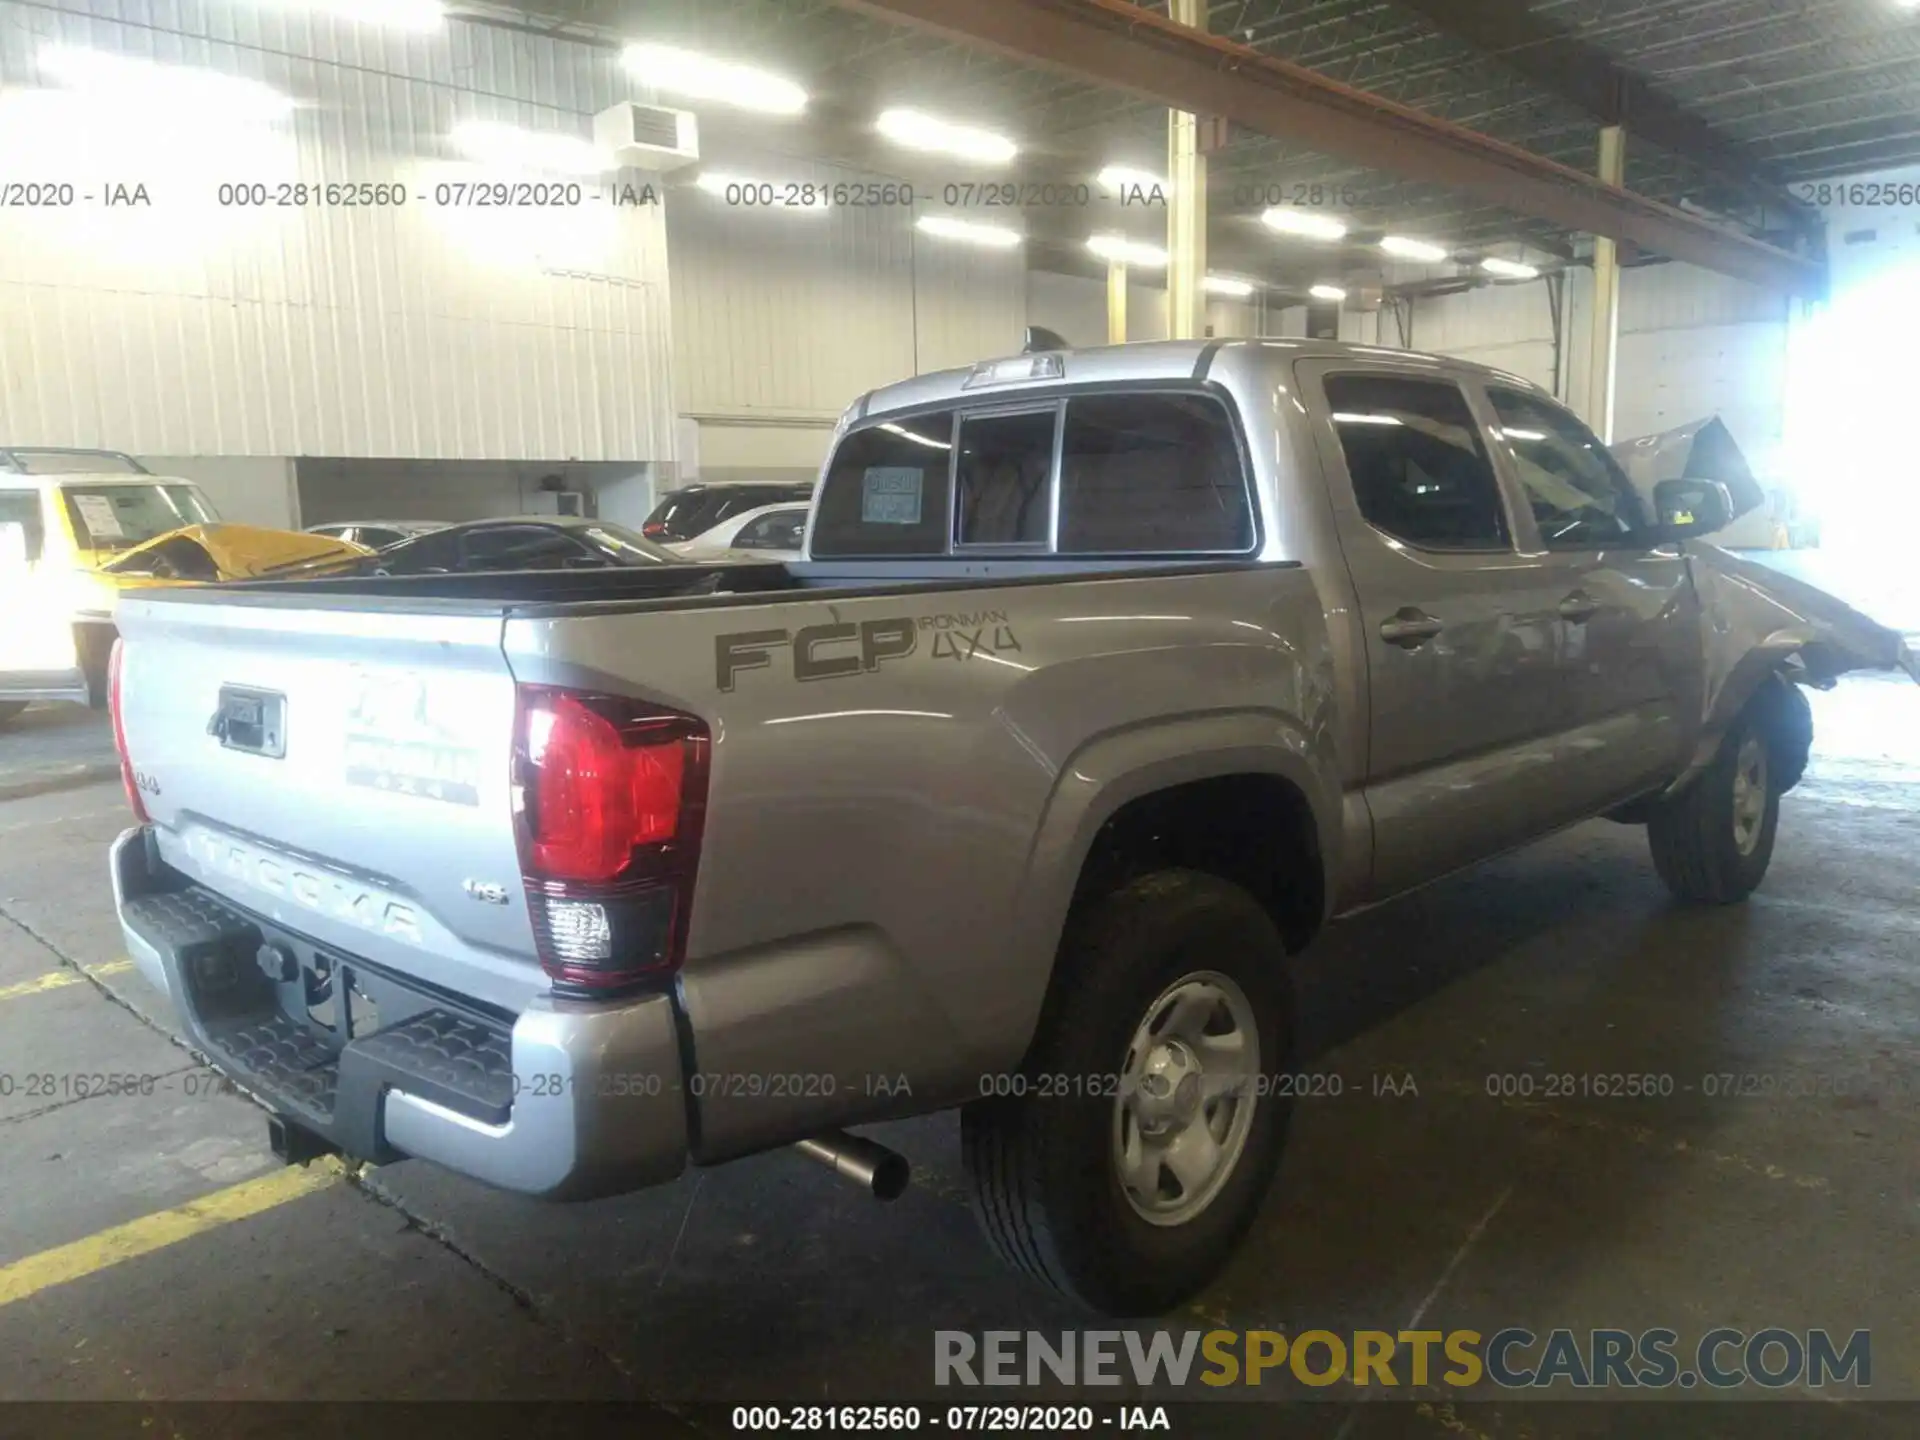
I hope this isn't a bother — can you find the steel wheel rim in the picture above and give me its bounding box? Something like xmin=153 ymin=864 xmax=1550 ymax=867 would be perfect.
xmin=1732 ymin=735 xmax=1769 ymax=856
xmin=1112 ymin=970 xmax=1261 ymax=1228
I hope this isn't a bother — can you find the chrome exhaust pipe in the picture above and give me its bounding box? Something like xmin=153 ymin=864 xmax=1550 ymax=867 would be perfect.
xmin=794 ymin=1130 xmax=910 ymax=1200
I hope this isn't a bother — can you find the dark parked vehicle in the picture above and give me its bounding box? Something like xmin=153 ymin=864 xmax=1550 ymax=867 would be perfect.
xmin=641 ymin=482 xmax=813 ymax=542
xmin=287 ymin=517 xmax=681 ymax=578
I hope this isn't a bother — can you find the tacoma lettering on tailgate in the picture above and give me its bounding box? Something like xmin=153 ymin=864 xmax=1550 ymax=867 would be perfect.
xmin=185 ymin=829 xmax=425 ymax=944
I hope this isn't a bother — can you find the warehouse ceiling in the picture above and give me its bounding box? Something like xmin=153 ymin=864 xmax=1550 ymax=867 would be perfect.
xmin=472 ymin=0 xmax=1920 ymax=296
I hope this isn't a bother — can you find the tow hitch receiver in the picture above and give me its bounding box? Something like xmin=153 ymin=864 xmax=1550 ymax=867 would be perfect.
xmin=268 ymin=1113 xmax=340 ymax=1167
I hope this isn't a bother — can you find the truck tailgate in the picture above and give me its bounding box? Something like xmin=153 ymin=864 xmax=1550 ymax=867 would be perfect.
xmin=114 ymin=593 xmax=539 ymax=1013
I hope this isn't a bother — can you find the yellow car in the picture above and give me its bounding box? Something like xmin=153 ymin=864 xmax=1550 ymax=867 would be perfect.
xmin=97 ymin=522 xmax=370 ymax=587
xmin=0 ymin=449 xmax=368 ymax=720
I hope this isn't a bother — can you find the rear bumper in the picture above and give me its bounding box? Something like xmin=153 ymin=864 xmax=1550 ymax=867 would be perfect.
xmin=0 ymin=667 xmax=90 ymax=705
xmin=110 ymin=826 xmax=690 ymax=1200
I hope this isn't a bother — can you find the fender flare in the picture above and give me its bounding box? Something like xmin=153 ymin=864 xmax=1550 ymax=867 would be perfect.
xmin=1667 ymin=655 xmax=1814 ymax=798
xmin=994 ymin=708 xmax=1341 ymax=1061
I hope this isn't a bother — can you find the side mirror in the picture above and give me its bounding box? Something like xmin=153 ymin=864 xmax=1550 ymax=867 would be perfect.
xmin=1651 ymin=478 xmax=1734 ymax=542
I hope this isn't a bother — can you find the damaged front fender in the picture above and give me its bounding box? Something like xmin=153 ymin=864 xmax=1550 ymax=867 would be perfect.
xmin=1670 ymin=543 xmax=1920 ymax=795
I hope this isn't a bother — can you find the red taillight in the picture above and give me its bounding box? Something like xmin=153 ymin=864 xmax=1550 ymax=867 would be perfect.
xmin=514 ymin=686 xmax=709 ymax=994
xmin=107 ymin=638 xmax=150 ymax=823
xmin=525 ymin=692 xmax=686 ymax=881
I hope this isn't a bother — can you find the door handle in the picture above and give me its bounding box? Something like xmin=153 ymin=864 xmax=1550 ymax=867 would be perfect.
xmin=1557 ymin=591 xmax=1601 ymax=624
xmin=1379 ymin=608 xmax=1444 ymax=648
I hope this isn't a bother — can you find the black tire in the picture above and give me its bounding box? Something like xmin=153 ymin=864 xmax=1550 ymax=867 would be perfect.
xmin=0 ymin=701 xmax=27 ymax=728
xmin=1648 ymin=708 xmax=1780 ymax=904
xmin=76 ymin=624 xmax=115 ymax=710
xmin=961 ymin=869 xmax=1294 ymax=1315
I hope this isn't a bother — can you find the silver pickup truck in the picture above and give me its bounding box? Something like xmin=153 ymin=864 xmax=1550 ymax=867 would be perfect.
xmin=108 ymin=339 xmax=1914 ymax=1316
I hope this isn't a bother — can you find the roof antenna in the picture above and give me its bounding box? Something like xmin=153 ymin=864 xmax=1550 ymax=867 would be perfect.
xmin=1022 ymin=325 xmax=1070 ymax=355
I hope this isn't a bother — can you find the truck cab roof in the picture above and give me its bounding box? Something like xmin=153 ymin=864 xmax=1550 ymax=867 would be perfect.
xmin=845 ymin=337 xmax=1545 ymax=425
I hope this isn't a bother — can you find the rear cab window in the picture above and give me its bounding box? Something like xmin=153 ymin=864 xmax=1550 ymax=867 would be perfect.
xmin=810 ymin=391 xmax=1254 ymax=559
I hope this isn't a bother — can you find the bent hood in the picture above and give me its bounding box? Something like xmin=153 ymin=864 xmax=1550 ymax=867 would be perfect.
xmin=1612 ymin=415 xmax=1768 ymax=522
xmin=102 ymin=524 xmax=367 ymax=582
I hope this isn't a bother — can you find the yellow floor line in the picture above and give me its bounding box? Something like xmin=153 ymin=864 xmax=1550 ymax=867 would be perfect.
xmin=0 ymin=1157 xmax=344 ymax=1309
xmin=0 ymin=959 xmax=135 ymax=1004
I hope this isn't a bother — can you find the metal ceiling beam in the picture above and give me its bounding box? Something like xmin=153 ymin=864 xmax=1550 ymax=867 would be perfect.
xmin=1382 ymin=0 xmax=1819 ymax=227
xmin=828 ymin=0 xmax=1824 ymax=295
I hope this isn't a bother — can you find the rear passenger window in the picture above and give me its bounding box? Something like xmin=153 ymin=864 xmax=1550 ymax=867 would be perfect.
xmin=955 ymin=409 xmax=1057 ymax=546
xmin=1058 ymin=394 xmax=1252 ymax=553
xmin=809 ymin=411 xmax=955 ymax=556
xmin=1324 ymin=375 xmax=1510 ymax=551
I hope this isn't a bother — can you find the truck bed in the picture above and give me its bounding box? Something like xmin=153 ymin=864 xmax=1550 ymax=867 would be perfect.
xmin=162 ymin=556 xmax=1286 ymax=612
xmin=110 ymin=555 xmax=1334 ymax=1182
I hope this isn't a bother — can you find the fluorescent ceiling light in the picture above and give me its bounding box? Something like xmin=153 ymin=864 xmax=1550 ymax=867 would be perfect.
xmin=1260 ymin=207 xmax=1347 ymax=241
xmin=1204 ymin=275 xmax=1255 ymax=297
xmin=880 ymin=422 xmax=954 ymax=450
xmin=245 ymin=0 xmax=445 ymax=29
xmin=1381 ymin=235 xmax=1450 ymax=262
xmin=1481 ymin=256 xmax=1541 ymax=279
xmin=1500 ymin=428 xmax=1548 ymax=442
xmin=451 ymin=120 xmax=615 ymax=175
xmin=622 ymin=43 xmax=807 ymax=115
xmin=1087 ymin=233 xmax=1167 ymax=267
xmin=1099 ymin=164 xmax=1166 ymax=191
xmin=38 ymin=44 xmax=294 ymax=123
xmin=1309 ymin=284 xmax=1348 ymax=302
xmin=1333 ymin=412 xmax=1404 ymax=426
xmin=917 ymin=215 xmax=1023 ymax=248
xmin=876 ymin=108 xmax=1017 ymax=164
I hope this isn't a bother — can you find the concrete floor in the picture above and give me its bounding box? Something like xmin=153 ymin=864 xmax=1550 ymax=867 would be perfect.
xmin=0 ymin=669 xmax=1914 ymax=1433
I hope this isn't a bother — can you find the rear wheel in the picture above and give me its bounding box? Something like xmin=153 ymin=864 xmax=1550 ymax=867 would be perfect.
xmin=962 ymin=869 xmax=1294 ymax=1315
xmin=1648 ymin=711 xmax=1779 ymax=904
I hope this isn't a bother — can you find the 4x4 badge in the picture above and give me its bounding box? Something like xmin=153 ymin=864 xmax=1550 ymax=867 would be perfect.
xmin=462 ymin=879 xmax=510 ymax=906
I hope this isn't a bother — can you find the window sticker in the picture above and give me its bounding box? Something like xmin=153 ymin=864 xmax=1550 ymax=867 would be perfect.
xmin=71 ymin=494 xmax=126 ymax=540
xmin=862 ymin=467 xmax=924 ymax=525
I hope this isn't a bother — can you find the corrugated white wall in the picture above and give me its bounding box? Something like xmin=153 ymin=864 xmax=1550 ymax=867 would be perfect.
xmin=1410 ymin=263 xmax=1788 ymax=476
xmin=295 ymin=457 xmax=657 ymax=527
xmin=1024 ymin=270 xmax=1256 ymax=348
xmin=1413 ymin=281 xmax=1559 ymax=391
xmin=0 ymin=1 xmax=675 ymax=462
xmin=1818 ymin=161 xmax=1920 ymax=293
xmin=139 ymin=455 xmax=299 ymax=529
xmin=669 ymin=159 xmax=1028 ymax=476
xmin=1407 ymin=261 xmax=1789 ymax=546
xmin=1610 ymin=265 xmax=1788 ymax=472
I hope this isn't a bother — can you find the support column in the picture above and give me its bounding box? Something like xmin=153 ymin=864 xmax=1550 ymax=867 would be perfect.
xmin=1587 ymin=124 xmax=1626 ymax=440
xmin=1107 ymin=260 xmax=1128 ymax=344
xmin=1165 ymin=0 xmax=1207 ymax=340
